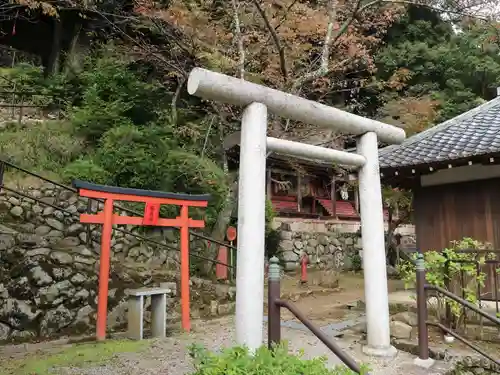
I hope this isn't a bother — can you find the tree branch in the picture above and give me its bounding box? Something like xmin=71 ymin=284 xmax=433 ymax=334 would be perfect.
xmin=274 ymin=0 xmax=299 ymax=31
xmin=252 ymin=0 xmax=288 ymax=80
xmin=291 ymin=0 xmax=345 ymax=90
xmin=201 ymin=115 xmax=216 ymax=158
xmin=290 ymin=0 xmax=495 ymax=91
xmin=171 ymin=76 xmax=186 ymax=126
xmin=329 ymin=0 xmax=365 ymax=50
xmin=231 ymin=0 xmax=246 ymax=79
xmin=96 ymin=11 xmax=187 ymax=77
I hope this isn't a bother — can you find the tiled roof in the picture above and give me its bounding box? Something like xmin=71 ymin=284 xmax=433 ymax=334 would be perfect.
xmin=379 ymin=97 xmax=500 ymax=169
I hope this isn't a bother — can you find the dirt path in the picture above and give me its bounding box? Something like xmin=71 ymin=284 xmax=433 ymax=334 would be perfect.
xmin=269 ymin=271 xmax=405 ymax=326
xmin=2 ymin=316 xmax=453 ymax=375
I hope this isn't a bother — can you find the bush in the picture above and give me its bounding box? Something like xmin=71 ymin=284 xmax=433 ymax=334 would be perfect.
xmin=397 ymin=237 xmax=494 ymax=329
xmin=188 ymin=343 xmax=369 ymax=375
xmin=0 ymin=64 xmax=81 ymax=109
xmin=265 ymin=228 xmax=282 ymax=260
xmin=62 ymin=158 xmax=110 ymax=184
xmin=2 ymin=49 xmax=225 ymax=233
xmin=93 ymin=125 xmax=175 ymax=189
xmin=0 ymin=121 xmax=84 ymax=173
xmin=62 ymin=124 xmax=229 ymax=227
xmin=0 ymin=64 xmax=45 ymax=93
xmin=350 ymin=252 xmax=362 ymax=271
xmin=69 ymin=52 xmax=167 ymax=143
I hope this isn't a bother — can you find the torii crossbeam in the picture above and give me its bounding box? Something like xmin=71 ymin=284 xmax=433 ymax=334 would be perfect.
xmin=72 ymin=180 xmax=210 ymax=341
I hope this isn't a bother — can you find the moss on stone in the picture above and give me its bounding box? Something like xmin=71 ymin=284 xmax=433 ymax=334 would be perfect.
xmin=1 ymin=339 xmax=150 ymax=375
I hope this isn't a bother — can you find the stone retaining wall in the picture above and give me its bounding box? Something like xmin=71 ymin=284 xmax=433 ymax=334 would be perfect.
xmin=274 ymin=217 xmax=415 ymax=271
xmin=0 ymin=184 xmax=234 ymax=342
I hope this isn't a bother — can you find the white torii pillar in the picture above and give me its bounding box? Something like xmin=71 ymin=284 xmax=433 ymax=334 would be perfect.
xmin=187 ymin=68 xmax=405 ymax=356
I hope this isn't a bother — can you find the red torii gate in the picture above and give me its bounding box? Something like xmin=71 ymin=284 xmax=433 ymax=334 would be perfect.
xmin=72 ymin=180 xmax=210 ymax=341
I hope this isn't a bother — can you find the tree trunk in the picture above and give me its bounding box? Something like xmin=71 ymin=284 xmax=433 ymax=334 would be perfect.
xmin=202 ymin=178 xmax=238 ymax=276
xmin=63 ymin=21 xmax=82 ymax=75
xmin=45 ymin=18 xmax=63 ymax=77
xmin=385 ymin=211 xmax=408 ymax=266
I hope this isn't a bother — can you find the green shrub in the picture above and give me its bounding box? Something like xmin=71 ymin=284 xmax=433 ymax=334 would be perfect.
xmin=62 ymin=124 xmax=229 ymax=227
xmin=0 ymin=64 xmax=45 ymax=93
xmin=70 ymin=97 xmax=135 ymax=143
xmin=1 ymin=49 xmax=224 ymax=232
xmin=69 ymin=52 xmax=167 ymax=143
xmin=350 ymin=252 xmax=362 ymax=271
xmin=0 ymin=64 xmax=80 ymax=109
xmin=265 ymin=228 xmax=282 ymax=260
xmin=398 ymin=237 xmax=494 ymax=329
xmin=62 ymin=158 xmax=110 ymax=184
xmin=265 ymin=198 xmax=276 ymax=234
xmin=93 ymin=125 xmax=177 ymax=189
xmin=188 ymin=343 xmax=369 ymax=375
xmin=0 ymin=121 xmax=84 ymax=173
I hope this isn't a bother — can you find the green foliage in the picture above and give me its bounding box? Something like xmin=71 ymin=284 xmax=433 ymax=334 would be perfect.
xmin=350 ymin=252 xmax=362 ymax=272
xmin=265 ymin=198 xmax=276 ymax=234
xmin=369 ymin=6 xmax=500 ymax=127
xmin=265 ymin=228 xmax=282 ymax=260
xmin=92 ymin=125 xmax=176 ymax=189
xmin=62 ymin=158 xmax=110 ymax=184
xmin=264 ymin=199 xmax=282 ymax=260
xmin=0 ymin=64 xmax=80 ymax=109
xmin=382 ymin=186 xmax=412 ymax=217
xmin=188 ymin=343 xmax=370 ymax=375
xmin=69 ymin=53 xmax=167 ymax=143
xmin=0 ymin=64 xmax=45 ymax=92
xmin=0 ymin=121 xmax=84 ymax=173
xmin=62 ymin=124 xmax=228 ymax=227
xmin=398 ymin=237 xmax=494 ymax=328
xmin=33 ymin=46 xmax=230 ymax=229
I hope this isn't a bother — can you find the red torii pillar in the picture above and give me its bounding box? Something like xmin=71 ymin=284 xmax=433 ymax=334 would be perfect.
xmin=72 ymin=180 xmax=210 ymax=341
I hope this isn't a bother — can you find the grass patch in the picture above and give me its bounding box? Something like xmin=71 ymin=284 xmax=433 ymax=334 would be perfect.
xmin=0 ymin=120 xmax=85 ymax=176
xmin=1 ymin=339 xmax=150 ymax=375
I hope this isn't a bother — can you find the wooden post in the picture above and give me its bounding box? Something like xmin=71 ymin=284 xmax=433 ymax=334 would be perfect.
xmin=444 ymin=253 xmax=452 ymax=331
xmin=216 ymin=246 xmax=228 ymax=280
xmin=416 ymin=254 xmax=429 ymax=360
xmin=297 ymin=171 xmax=302 ymax=212
xmin=268 ymin=256 xmax=281 ymax=348
xmin=330 ymin=175 xmax=336 ymax=218
xmin=266 ymin=169 xmax=272 ymax=198
xmin=18 ymin=94 xmax=24 ymax=124
xmin=96 ymin=198 xmax=114 ymax=341
xmin=180 ymin=205 xmax=191 ymax=332
xmin=311 ymin=182 xmax=316 ymax=215
xmin=354 ymin=187 xmax=360 ymax=213
xmin=0 ymin=161 xmax=5 ymax=191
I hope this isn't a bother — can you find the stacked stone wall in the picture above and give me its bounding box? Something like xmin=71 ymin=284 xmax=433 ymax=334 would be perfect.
xmin=0 ymin=183 xmax=235 ymax=342
xmin=273 ymin=217 xmax=415 ymax=271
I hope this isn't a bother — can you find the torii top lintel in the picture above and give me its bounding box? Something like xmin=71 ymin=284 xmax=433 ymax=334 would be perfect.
xmin=72 ymin=180 xmax=210 ymax=227
xmin=187 ymin=68 xmax=406 ymax=145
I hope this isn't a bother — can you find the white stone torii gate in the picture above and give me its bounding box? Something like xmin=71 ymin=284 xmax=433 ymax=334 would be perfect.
xmin=187 ymin=68 xmax=406 ymax=357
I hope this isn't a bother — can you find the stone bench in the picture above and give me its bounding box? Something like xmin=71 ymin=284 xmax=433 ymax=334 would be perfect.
xmin=126 ymin=287 xmax=171 ymax=340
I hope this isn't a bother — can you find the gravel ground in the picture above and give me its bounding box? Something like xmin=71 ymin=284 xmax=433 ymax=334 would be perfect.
xmin=55 ymin=316 xmax=453 ymax=375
